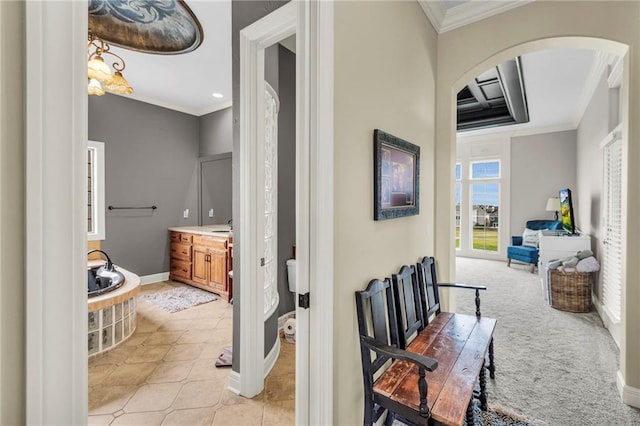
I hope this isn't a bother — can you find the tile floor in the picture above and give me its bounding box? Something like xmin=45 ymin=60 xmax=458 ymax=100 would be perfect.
xmin=88 ymin=281 xmax=295 ymax=426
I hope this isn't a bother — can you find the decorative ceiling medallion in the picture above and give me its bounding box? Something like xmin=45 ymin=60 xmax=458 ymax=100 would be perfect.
xmin=88 ymin=0 xmax=204 ymax=55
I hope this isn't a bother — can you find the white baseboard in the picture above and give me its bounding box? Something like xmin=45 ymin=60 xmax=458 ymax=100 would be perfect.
xmin=227 ymin=338 xmax=281 ymax=397
xmin=264 ymin=335 xmax=281 ymax=378
xmin=140 ymin=272 xmax=169 ymax=285
xmin=228 ymin=370 xmax=241 ymax=395
xmin=617 ymin=371 xmax=640 ymax=408
xmin=277 ymin=310 xmax=296 ymax=330
xmin=593 ymin=295 xmax=621 ymax=347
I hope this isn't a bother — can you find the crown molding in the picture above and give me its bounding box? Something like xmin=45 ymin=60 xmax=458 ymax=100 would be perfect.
xmin=111 ymin=92 xmax=232 ymax=117
xmin=419 ymin=0 xmax=534 ymax=34
xmin=418 ymin=0 xmax=447 ymax=33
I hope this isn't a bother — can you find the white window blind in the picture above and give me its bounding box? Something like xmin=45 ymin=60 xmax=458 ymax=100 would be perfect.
xmin=602 ymin=137 xmax=623 ymax=322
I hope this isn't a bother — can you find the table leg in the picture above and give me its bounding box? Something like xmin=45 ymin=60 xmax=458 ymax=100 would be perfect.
xmin=479 ymin=365 xmax=487 ymax=411
xmin=488 ymin=337 xmax=495 ymax=379
xmin=466 ymin=399 xmax=474 ymax=425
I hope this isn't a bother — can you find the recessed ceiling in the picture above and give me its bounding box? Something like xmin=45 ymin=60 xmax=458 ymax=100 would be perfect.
xmin=457 ymin=57 xmax=529 ymax=131
xmin=458 ymin=48 xmax=603 ymax=137
xmin=101 ymin=0 xmax=232 ymax=116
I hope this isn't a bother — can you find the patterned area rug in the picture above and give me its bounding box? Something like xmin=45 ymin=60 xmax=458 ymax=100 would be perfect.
xmin=471 ymin=403 xmax=547 ymax=426
xmin=141 ymin=287 xmax=217 ymax=313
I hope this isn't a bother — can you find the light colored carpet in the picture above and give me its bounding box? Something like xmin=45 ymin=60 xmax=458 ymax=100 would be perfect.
xmin=454 ymin=257 xmax=640 ymax=426
xmin=141 ymin=286 xmax=217 ymax=313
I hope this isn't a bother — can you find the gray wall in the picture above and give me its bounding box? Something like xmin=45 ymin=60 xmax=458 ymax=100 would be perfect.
xmin=89 ymin=94 xmax=200 ymax=276
xmin=200 ymin=107 xmax=233 ymax=156
xmin=576 ymin=72 xmax=610 ymax=242
xmin=0 ymin=1 xmax=25 ymax=423
xmin=510 ymin=130 xmax=577 ymax=237
xmin=232 ymin=0 xmax=290 ymax=372
xmin=276 ymin=45 xmax=297 ymax=316
xmin=576 ymin=71 xmax=611 ymax=300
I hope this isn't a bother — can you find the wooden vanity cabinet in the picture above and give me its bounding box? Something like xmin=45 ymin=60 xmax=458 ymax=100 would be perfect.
xmin=169 ymin=231 xmax=232 ymax=302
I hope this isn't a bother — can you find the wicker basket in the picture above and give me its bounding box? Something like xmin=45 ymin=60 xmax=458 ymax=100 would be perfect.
xmin=550 ymin=270 xmax=592 ymax=313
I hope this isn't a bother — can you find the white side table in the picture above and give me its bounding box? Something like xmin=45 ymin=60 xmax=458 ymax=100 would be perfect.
xmin=538 ymin=231 xmax=591 ymax=302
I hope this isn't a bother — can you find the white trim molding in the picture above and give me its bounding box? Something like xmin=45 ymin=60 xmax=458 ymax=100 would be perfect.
xmin=228 ymin=371 xmax=241 ymax=395
xmin=238 ymin=1 xmax=296 ymax=400
xmin=26 ymin=1 xmax=88 ymax=424
xmin=617 ymin=371 xmax=640 ymax=408
xmin=418 ymin=0 xmax=533 ymax=34
xmin=87 ymin=141 xmax=105 ymax=241
xmin=263 ymin=336 xmax=281 ymax=378
xmin=299 ymin=1 xmax=335 ymax=424
xmin=140 ymin=272 xmax=170 ymax=285
xmin=224 ymin=341 xmax=288 ymax=393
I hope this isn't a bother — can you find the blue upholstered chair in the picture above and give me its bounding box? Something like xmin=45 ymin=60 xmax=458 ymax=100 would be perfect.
xmin=507 ymin=220 xmax=563 ymax=273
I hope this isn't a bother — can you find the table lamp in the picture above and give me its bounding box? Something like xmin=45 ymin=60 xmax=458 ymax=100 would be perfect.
xmin=546 ymin=197 xmax=561 ymax=220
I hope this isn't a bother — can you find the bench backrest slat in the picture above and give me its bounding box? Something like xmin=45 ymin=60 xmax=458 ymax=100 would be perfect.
xmin=416 ymin=256 xmax=441 ymax=324
xmin=392 ymin=265 xmax=424 ymax=349
xmin=355 ymin=278 xmax=400 ymax=425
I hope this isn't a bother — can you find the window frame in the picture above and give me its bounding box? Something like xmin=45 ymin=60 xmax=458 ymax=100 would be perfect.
xmin=88 ymin=140 xmax=105 ymax=241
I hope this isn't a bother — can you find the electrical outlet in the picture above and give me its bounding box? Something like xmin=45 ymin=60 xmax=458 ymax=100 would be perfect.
xmin=208 ymin=209 xmax=214 ymax=218
xmin=183 ymin=209 xmax=189 ymax=219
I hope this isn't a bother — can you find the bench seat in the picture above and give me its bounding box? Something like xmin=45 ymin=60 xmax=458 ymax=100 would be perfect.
xmin=374 ymin=312 xmax=497 ymax=425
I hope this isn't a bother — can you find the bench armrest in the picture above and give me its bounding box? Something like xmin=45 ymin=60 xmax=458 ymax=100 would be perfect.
xmin=360 ymin=335 xmax=438 ymax=372
xmin=361 ymin=335 xmax=436 ymax=418
xmin=511 ymin=236 xmax=523 ymax=245
xmin=438 ymin=283 xmax=486 ymax=291
xmin=438 ymin=283 xmax=486 ymax=318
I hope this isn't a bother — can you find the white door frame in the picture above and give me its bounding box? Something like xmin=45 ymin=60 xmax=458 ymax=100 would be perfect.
xmin=23 ymin=0 xmax=333 ymax=423
xmin=25 ymin=1 xmax=88 ymax=423
xmin=237 ymin=1 xmax=334 ymax=424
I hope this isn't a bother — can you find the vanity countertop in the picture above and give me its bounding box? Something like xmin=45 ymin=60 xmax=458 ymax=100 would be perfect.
xmin=168 ymin=225 xmax=232 ymax=238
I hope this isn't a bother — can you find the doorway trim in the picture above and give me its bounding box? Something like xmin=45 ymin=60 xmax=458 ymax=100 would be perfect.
xmin=237 ymin=1 xmax=334 ymax=424
xmin=447 ymin=36 xmax=632 ymax=405
xmin=237 ymin=1 xmax=295 ymax=399
xmin=25 ymin=1 xmax=88 ymax=423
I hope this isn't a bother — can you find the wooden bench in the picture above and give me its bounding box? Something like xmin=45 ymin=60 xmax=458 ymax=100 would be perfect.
xmin=355 ymin=257 xmax=496 ymax=426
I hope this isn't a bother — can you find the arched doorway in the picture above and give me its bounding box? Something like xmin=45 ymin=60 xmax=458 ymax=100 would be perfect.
xmin=436 ymin=33 xmax=635 ymax=408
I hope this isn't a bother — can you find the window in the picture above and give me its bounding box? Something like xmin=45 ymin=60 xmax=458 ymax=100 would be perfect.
xmin=456 ymin=139 xmax=509 ymax=260
xmin=470 ymin=160 xmax=500 ymax=252
xmin=88 ymin=141 xmax=105 ymax=241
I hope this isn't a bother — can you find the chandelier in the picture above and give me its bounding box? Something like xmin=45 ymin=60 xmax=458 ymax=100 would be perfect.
xmin=87 ymin=32 xmax=133 ymax=96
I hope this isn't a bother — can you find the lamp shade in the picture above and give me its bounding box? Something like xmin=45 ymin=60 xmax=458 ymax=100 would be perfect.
xmin=546 ymin=197 xmax=561 ymax=212
xmin=87 ymin=78 xmax=105 ymax=96
xmin=87 ymin=56 xmax=113 ymax=84
xmin=104 ymin=71 xmax=133 ymax=95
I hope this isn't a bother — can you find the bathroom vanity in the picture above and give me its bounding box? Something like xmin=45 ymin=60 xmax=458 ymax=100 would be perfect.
xmin=168 ymin=226 xmax=233 ymax=302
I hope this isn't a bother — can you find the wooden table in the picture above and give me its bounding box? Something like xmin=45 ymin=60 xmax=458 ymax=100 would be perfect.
xmin=374 ymin=312 xmax=496 ymax=425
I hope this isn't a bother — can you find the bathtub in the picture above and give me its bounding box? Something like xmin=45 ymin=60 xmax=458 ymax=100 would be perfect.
xmin=87 ymin=263 xmax=141 ymax=357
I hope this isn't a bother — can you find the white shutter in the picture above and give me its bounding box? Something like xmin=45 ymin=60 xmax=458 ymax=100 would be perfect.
xmin=602 ymin=136 xmax=623 ymax=323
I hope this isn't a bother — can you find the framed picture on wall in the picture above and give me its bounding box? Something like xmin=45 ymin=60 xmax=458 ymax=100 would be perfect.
xmin=373 ymin=129 xmax=420 ymax=220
